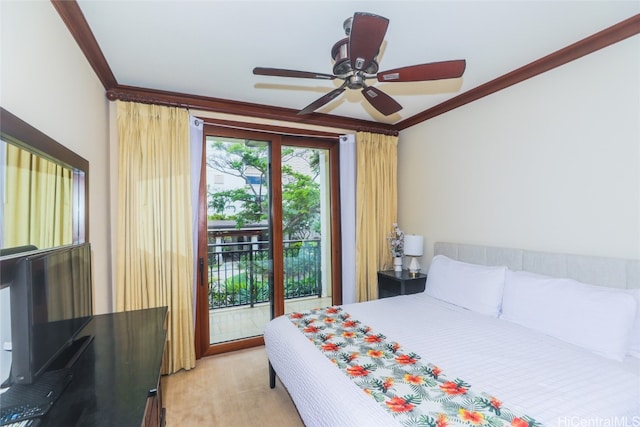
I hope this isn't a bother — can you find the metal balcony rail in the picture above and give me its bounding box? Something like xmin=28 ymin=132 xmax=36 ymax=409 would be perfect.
xmin=207 ymin=238 xmax=321 ymax=309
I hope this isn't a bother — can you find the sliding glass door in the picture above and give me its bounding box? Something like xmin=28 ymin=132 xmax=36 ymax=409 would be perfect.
xmin=196 ymin=126 xmax=341 ymax=356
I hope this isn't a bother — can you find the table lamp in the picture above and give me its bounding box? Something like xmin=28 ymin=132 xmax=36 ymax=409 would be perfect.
xmin=403 ymin=234 xmax=424 ymax=277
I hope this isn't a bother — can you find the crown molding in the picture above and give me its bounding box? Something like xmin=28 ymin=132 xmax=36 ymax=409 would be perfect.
xmin=52 ymin=1 xmax=638 ymax=134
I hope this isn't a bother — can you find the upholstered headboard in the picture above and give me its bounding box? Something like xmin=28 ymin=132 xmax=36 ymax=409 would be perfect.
xmin=434 ymin=242 xmax=640 ymax=290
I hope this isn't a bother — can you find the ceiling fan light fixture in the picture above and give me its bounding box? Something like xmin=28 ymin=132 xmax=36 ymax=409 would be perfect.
xmin=331 ymin=38 xmax=351 ymax=75
xmin=332 ymin=37 xmax=379 ymax=75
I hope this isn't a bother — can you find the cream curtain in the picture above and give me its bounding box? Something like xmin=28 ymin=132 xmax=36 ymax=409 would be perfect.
xmin=116 ymin=101 xmax=196 ymax=374
xmin=3 ymin=143 xmax=72 ymax=249
xmin=355 ymin=131 xmax=398 ymax=302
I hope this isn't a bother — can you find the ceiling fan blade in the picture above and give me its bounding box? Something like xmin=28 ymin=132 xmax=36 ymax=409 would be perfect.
xmin=377 ymin=60 xmax=466 ymax=82
xmin=361 ymin=86 xmax=402 ymax=116
xmin=349 ymin=12 xmax=389 ymax=72
xmin=253 ymin=67 xmax=336 ymax=80
xmin=297 ymin=86 xmax=347 ymax=115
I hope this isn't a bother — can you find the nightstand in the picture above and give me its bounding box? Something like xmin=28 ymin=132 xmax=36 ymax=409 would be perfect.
xmin=377 ymin=270 xmax=428 ymax=298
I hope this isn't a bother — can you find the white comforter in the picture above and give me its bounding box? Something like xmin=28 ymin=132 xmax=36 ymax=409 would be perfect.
xmin=264 ymin=292 xmax=640 ymax=427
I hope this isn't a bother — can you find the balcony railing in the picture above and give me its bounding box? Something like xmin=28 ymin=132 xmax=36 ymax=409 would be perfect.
xmin=207 ymin=238 xmax=321 ymax=309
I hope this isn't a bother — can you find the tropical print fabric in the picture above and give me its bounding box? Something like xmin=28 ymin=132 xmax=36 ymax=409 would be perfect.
xmin=287 ymin=306 xmax=543 ymax=427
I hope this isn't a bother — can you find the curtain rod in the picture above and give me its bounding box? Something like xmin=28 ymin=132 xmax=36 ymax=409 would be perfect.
xmin=201 ymin=119 xmax=399 ymax=138
xmin=200 ymin=117 xmax=343 ymax=140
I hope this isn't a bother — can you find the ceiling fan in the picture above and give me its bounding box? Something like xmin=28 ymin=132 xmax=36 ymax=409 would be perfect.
xmin=253 ymin=12 xmax=466 ymax=116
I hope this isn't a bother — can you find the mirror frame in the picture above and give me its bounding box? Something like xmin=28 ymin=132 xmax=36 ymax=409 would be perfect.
xmin=0 ymin=107 xmax=89 ymax=249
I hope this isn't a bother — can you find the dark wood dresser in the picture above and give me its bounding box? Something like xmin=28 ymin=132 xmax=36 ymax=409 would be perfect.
xmin=38 ymin=307 xmax=168 ymax=427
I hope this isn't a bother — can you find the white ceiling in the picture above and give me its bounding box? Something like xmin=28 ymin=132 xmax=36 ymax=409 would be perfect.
xmin=76 ymin=1 xmax=638 ymax=125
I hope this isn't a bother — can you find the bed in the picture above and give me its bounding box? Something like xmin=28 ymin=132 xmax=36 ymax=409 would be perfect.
xmin=264 ymin=242 xmax=640 ymax=426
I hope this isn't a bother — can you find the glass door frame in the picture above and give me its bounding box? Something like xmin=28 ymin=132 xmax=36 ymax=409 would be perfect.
xmin=196 ymin=125 xmax=342 ymax=358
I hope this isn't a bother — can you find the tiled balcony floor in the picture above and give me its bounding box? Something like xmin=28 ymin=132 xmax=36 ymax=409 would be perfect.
xmin=209 ymin=296 xmax=333 ymax=344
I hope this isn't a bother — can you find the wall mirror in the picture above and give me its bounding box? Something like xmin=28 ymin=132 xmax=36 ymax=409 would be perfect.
xmin=0 ymin=107 xmax=89 ymax=257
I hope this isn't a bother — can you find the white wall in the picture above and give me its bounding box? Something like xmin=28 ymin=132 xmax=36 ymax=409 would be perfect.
xmin=1 ymin=1 xmax=113 ymax=314
xmin=398 ymin=35 xmax=640 ymax=267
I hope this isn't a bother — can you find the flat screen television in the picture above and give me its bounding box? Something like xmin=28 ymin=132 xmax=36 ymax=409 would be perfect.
xmin=7 ymin=243 xmax=93 ymax=385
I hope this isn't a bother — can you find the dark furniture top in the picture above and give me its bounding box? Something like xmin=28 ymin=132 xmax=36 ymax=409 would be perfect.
xmin=39 ymin=307 xmax=167 ymax=426
xmin=377 ymin=270 xmax=428 ymax=298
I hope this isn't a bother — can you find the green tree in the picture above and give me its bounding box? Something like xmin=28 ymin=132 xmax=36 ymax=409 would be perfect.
xmin=207 ymin=140 xmax=268 ymax=228
xmin=207 ymin=139 xmax=320 ymax=239
xmin=282 ymin=165 xmax=320 ymax=239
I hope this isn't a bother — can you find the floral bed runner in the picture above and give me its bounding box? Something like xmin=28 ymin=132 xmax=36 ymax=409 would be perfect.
xmin=287 ymin=306 xmax=543 ymax=427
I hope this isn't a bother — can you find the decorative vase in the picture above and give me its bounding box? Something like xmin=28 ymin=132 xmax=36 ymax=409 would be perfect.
xmin=393 ymin=256 xmax=403 ymax=272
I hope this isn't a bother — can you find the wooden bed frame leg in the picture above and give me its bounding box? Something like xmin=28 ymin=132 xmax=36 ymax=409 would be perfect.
xmin=269 ymin=361 xmax=276 ymax=389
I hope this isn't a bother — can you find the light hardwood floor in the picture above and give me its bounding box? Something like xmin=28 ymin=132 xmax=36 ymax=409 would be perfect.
xmin=163 ymin=346 xmax=304 ymax=426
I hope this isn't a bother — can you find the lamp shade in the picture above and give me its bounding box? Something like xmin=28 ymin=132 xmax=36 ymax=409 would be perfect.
xmin=403 ymin=235 xmax=424 ymax=256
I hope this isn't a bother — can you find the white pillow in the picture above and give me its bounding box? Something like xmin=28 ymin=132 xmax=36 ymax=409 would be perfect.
xmin=501 ymin=270 xmax=637 ymax=361
xmin=627 ymin=289 xmax=640 ymax=358
xmin=425 ymin=255 xmax=506 ymax=317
